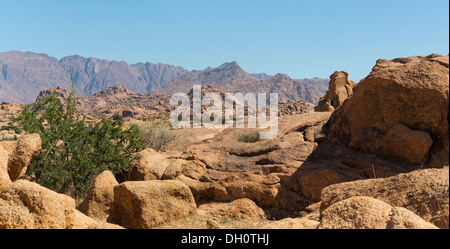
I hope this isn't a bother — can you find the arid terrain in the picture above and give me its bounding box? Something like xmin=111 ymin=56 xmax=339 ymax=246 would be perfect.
xmin=0 ymin=53 xmax=448 ymax=229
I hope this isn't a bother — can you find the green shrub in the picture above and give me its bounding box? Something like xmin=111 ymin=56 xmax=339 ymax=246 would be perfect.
xmin=237 ymin=131 xmax=261 ymax=143
xmin=0 ymin=125 xmax=22 ymax=134
xmin=139 ymin=120 xmax=178 ymax=152
xmin=13 ymin=88 xmax=145 ymax=199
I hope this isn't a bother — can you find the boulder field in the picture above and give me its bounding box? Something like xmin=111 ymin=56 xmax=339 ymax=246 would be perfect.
xmin=0 ymin=54 xmax=448 ymax=229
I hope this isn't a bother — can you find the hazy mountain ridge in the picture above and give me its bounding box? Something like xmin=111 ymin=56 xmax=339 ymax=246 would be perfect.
xmin=0 ymin=51 xmax=189 ymax=103
xmin=156 ymin=61 xmax=329 ymax=104
xmin=0 ymin=51 xmax=328 ymax=105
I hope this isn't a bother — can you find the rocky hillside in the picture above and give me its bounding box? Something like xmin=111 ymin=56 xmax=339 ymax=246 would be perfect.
xmin=35 ymin=85 xmax=173 ymax=121
xmin=35 ymin=84 xmax=315 ymax=121
xmin=0 ymin=54 xmax=448 ymax=230
xmin=155 ymin=61 xmax=328 ymax=105
xmin=0 ymin=51 xmax=189 ymax=104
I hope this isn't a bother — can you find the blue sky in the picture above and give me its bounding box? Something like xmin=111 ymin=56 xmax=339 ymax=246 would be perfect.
xmin=0 ymin=0 xmax=448 ymax=81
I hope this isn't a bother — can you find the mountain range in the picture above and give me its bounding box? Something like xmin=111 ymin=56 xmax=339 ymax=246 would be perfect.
xmin=0 ymin=51 xmax=328 ymax=104
xmin=0 ymin=51 xmax=188 ymax=104
xmin=154 ymin=61 xmax=328 ymax=104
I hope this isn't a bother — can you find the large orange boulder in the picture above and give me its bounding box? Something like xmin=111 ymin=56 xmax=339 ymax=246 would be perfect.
xmin=327 ymin=54 xmax=449 ymax=167
xmin=108 ymin=180 xmax=197 ymax=229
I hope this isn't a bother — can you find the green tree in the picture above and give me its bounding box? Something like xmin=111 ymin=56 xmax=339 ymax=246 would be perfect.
xmin=13 ymin=84 xmax=145 ymax=199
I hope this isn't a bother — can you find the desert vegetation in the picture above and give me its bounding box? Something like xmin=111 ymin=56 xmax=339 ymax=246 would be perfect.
xmin=237 ymin=131 xmax=261 ymax=143
xmin=13 ymin=89 xmax=145 ymax=199
xmin=138 ymin=119 xmax=178 ymax=152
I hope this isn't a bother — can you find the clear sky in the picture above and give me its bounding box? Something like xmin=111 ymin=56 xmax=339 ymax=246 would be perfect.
xmin=0 ymin=0 xmax=448 ymax=81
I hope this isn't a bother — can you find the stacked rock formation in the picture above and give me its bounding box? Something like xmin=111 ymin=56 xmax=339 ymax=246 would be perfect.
xmin=315 ymin=71 xmax=355 ymax=112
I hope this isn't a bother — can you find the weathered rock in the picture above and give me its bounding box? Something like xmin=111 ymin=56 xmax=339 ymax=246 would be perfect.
xmin=151 ymin=210 xmax=221 ymax=229
xmin=0 ymin=134 xmax=41 ymax=191
xmin=318 ymin=196 xmax=438 ymax=229
xmin=7 ymin=134 xmax=42 ymax=181
xmin=302 ymin=202 xmax=321 ymax=221
xmin=170 ymin=113 xmax=332 ymax=213
xmin=320 ymin=168 xmax=449 ymax=228
xmin=386 ymin=207 xmax=441 ymax=229
xmin=121 ymin=110 xmax=134 ymax=118
xmin=161 ymin=159 xmax=186 ymax=180
xmin=297 ymin=168 xmax=350 ymax=202
xmin=263 ymin=217 xmax=319 ymax=229
xmin=0 ymin=179 xmax=123 ymax=229
xmin=319 ymin=197 xmax=393 ymax=229
xmin=78 ymin=170 xmax=118 ymax=222
xmin=304 ymin=125 xmax=326 ymax=143
xmin=379 ymin=123 xmax=433 ymax=165
xmin=0 ymin=180 xmax=76 ymax=229
xmin=127 ymin=148 xmax=171 ymax=181
xmin=315 ymin=71 xmax=355 ymax=112
xmin=327 ymin=54 xmax=449 ymax=167
xmin=197 ymin=198 xmax=265 ymax=221
xmin=348 ymin=128 xmax=384 ymax=154
xmin=72 ymin=210 xmax=124 ymax=229
xmin=108 ymin=180 xmax=197 ymax=229
xmin=0 ymin=148 xmax=12 ymax=191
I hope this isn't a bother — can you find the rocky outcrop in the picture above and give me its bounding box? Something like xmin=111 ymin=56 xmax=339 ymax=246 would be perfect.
xmin=35 ymin=85 xmax=174 ymax=121
xmin=315 ymin=71 xmax=355 ymax=112
xmin=278 ymin=99 xmax=315 ymax=116
xmin=126 ymin=148 xmax=172 ymax=181
xmin=0 ymin=134 xmax=42 ymax=190
xmin=262 ymin=217 xmax=319 ymax=229
xmin=0 ymin=102 xmax=21 ymax=112
xmin=7 ymin=134 xmax=42 ymax=181
xmin=327 ymin=54 xmax=449 ymax=167
xmin=320 ymin=168 xmax=449 ymax=228
xmin=78 ymin=170 xmax=118 ymax=222
xmin=197 ymin=198 xmax=266 ymax=222
xmin=318 ymin=196 xmax=438 ymax=229
xmin=169 ymin=112 xmax=332 ymax=215
xmin=108 ymin=180 xmax=197 ymax=229
xmin=0 ymin=180 xmax=121 ymax=229
xmin=378 ymin=123 xmax=433 ymax=165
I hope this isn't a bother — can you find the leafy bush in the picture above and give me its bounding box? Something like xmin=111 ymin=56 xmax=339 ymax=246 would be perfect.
xmin=13 ymin=89 xmax=145 ymax=199
xmin=237 ymin=131 xmax=261 ymax=143
xmin=0 ymin=124 xmax=22 ymax=134
xmin=139 ymin=119 xmax=178 ymax=152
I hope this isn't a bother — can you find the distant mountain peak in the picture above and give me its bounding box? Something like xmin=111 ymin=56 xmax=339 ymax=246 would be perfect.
xmin=270 ymin=73 xmax=292 ymax=81
xmin=216 ymin=61 xmax=243 ymax=71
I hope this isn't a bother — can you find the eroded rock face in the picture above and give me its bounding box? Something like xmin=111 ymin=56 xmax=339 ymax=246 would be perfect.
xmin=0 ymin=180 xmax=121 ymax=229
xmin=0 ymin=134 xmax=42 ymax=191
xmin=315 ymin=71 xmax=355 ymax=112
xmin=320 ymin=168 xmax=449 ymax=228
xmin=327 ymin=54 xmax=449 ymax=167
xmin=379 ymin=123 xmax=433 ymax=165
xmin=168 ymin=112 xmax=332 ymax=214
xmin=126 ymin=148 xmax=171 ymax=181
xmin=78 ymin=170 xmax=119 ymax=222
xmin=108 ymin=180 xmax=197 ymax=229
xmin=318 ymin=196 xmax=438 ymax=229
xmin=0 ymin=149 xmax=11 ymax=191
xmin=262 ymin=217 xmax=319 ymax=229
xmin=7 ymin=134 xmax=42 ymax=181
xmin=197 ymin=198 xmax=265 ymax=221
